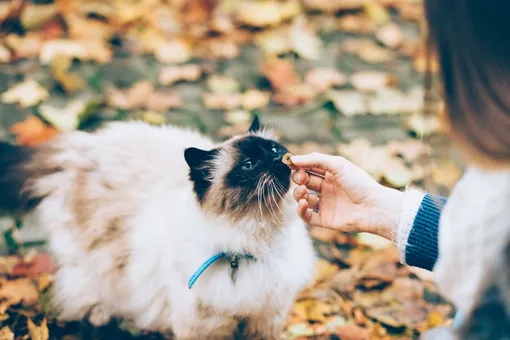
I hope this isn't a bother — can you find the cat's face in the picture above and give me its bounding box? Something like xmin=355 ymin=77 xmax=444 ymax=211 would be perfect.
xmin=184 ymin=116 xmax=291 ymax=222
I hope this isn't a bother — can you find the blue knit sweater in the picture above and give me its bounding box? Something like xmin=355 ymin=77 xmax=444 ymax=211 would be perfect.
xmin=405 ymin=194 xmax=447 ymax=271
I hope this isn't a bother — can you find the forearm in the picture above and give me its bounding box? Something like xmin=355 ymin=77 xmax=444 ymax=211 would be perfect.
xmin=395 ymin=189 xmax=446 ymax=271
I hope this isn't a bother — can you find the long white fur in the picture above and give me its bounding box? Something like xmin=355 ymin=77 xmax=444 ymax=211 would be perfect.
xmin=30 ymin=121 xmax=316 ymax=339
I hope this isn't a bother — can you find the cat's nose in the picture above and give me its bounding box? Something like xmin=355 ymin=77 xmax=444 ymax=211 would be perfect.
xmin=272 ymin=148 xmax=288 ymax=162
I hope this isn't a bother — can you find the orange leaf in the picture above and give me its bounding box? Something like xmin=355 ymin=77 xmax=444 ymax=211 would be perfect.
xmin=10 ymin=116 xmax=59 ymax=147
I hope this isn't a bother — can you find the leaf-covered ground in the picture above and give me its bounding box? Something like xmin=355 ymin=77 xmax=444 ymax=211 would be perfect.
xmin=0 ymin=0 xmax=462 ymax=339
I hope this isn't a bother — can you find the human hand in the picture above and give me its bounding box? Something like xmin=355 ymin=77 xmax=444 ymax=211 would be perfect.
xmin=290 ymin=153 xmax=403 ymax=240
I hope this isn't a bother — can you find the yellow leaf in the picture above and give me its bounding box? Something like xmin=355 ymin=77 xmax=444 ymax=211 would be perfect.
xmin=2 ymin=79 xmax=49 ymax=107
xmin=427 ymin=312 xmax=444 ymax=328
xmin=39 ymin=100 xmax=88 ymax=132
xmin=27 ymin=318 xmax=49 ymax=340
xmin=364 ymin=0 xmax=390 ymax=26
xmin=312 ymin=259 xmax=338 ymax=284
xmin=207 ymin=75 xmax=240 ymax=93
xmin=307 ymin=300 xmax=333 ymax=322
xmin=142 ymin=111 xmax=167 ymax=125
xmin=236 ymin=1 xmax=282 ymax=27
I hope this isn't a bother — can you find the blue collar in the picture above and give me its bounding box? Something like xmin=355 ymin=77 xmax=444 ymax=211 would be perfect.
xmin=188 ymin=252 xmax=255 ymax=289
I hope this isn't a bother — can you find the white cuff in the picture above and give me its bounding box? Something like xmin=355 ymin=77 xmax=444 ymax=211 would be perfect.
xmin=394 ymin=187 xmax=426 ymax=264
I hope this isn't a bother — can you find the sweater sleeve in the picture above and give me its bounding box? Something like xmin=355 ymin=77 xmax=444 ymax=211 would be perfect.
xmin=395 ymin=189 xmax=447 ymax=271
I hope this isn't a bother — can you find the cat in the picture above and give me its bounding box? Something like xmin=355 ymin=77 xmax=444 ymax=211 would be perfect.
xmin=0 ymin=116 xmax=316 ymax=339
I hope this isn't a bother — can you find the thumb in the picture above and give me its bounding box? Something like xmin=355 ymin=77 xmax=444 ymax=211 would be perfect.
xmin=290 ymin=153 xmax=346 ymax=175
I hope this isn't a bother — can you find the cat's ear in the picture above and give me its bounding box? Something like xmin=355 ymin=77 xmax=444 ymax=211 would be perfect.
xmin=184 ymin=147 xmax=216 ymax=169
xmin=248 ymin=115 xmax=261 ymax=132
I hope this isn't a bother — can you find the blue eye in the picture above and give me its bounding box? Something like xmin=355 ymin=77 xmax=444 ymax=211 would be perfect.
xmin=271 ymin=147 xmax=278 ymax=153
xmin=241 ymin=160 xmax=253 ymax=171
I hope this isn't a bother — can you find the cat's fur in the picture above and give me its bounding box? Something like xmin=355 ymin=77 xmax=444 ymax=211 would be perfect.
xmin=0 ymin=117 xmax=316 ymax=339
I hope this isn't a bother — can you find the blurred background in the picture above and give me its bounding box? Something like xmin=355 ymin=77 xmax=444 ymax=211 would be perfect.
xmin=0 ymin=0 xmax=459 ymax=339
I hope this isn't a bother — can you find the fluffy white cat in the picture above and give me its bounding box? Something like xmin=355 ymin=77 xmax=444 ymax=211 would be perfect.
xmin=0 ymin=116 xmax=316 ymax=339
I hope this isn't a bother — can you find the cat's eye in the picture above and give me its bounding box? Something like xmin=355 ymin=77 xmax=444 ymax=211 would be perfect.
xmin=271 ymin=147 xmax=278 ymax=153
xmin=241 ymin=161 xmax=253 ymax=171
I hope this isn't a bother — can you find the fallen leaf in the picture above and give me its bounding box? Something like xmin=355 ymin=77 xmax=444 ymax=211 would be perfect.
xmin=363 ymin=0 xmax=391 ymax=26
xmin=357 ymin=233 xmax=393 ymax=250
xmin=260 ymin=58 xmax=300 ymax=93
xmin=39 ymin=100 xmax=88 ymax=132
xmin=236 ymin=0 xmax=283 ymax=27
xmin=50 ymin=54 xmax=85 ymax=93
xmin=331 ymin=268 xmax=358 ymax=295
xmin=382 ymin=158 xmax=412 ymax=188
xmin=387 ymin=139 xmax=429 ymax=163
xmin=0 ymin=278 xmax=39 ymax=306
xmin=284 ymin=322 xmax=315 ymax=338
xmin=302 ymin=0 xmax=363 ymax=13
xmin=141 ymin=111 xmax=167 ymax=125
xmin=10 ymin=116 xmax=59 ymax=147
xmin=159 ymin=64 xmax=202 ymax=86
xmin=202 ymin=92 xmax=242 ymax=110
xmin=336 ymin=324 xmax=369 ymax=340
xmin=289 ymin=17 xmax=323 ymax=60
xmin=108 ymin=81 xmax=181 ymax=111
xmin=5 ymin=33 xmax=42 ymax=59
xmin=21 ymin=4 xmax=58 ymax=30
xmin=327 ymin=90 xmax=367 ymax=116
xmin=11 ymin=253 xmax=57 ymax=278
xmin=0 ymin=44 xmax=10 ymax=62
xmin=146 ymin=90 xmax=182 ymax=111
xmin=241 ymin=90 xmax=271 ymax=110
xmin=254 ymin=28 xmax=292 ymax=56
xmin=154 ymin=38 xmax=192 ymax=64
xmin=350 ymin=71 xmax=394 ymax=91
xmin=2 ymin=79 xmax=49 ymax=107
xmin=0 ymin=327 xmax=14 ymax=340
xmin=27 ymin=318 xmax=49 ymax=340
xmin=272 ymin=83 xmax=318 ymax=107
xmin=207 ymin=75 xmax=240 ymax=93
xmin=305 ymin=68 xmax=347 ymax=92
xmin=343 ymin=39 xmax=394 ymax=63
xmin=39 ymin=39 xmax=86 ymax=64
xmin=405 ymin=113 xmax=442 ymax=137
xmin=337 ymin=15 xmax=374 ymax=34
xmin=224 ymin=110 xmax=252 ymax=125
xmin=376 ymin=23 xmax=404 ymax=49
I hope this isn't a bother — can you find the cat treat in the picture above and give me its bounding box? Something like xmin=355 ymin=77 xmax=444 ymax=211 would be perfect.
xmin=282 ymin=152 xmax=293 ymax=165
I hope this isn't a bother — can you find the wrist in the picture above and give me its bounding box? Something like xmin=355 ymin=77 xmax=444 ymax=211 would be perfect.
xmin=366 ymin=186 xmax=404 ymax=241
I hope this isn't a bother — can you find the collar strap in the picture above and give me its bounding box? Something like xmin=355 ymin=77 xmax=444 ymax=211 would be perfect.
xmin=188 ymin=252 xmax=255 ymax=289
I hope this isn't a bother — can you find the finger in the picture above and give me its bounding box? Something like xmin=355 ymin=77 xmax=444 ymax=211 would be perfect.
xmin=292 ymin=171 xmax=325 ymax=192
xmin=293 ymin=186 xmax=320 ymax=207
xmin=290 ymin=153 xmax=348 ymax=175
xmin=289 ymin=165 xmax=327 ymax=176
xmin=297 ymin=199 xmax=322 ymax=226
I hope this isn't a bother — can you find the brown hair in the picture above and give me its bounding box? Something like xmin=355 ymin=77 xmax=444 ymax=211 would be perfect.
xmin=424 ymin=1 xmax=510 ymax=167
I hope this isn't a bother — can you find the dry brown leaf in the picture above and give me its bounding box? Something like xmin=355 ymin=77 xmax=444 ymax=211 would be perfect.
xmin=10 ymin=116 xmax=60 ymax=147
xmin=312 ymin=259 xmax=339 ymax=284
xmin=0 ymin=278 xmax=39 ymax=306
xmin=217 ymin=122 xmax=250 ymax=138
xmin=272 ymin=83 xmax=318 ymax=107
xmin=146 ymin=90 xmax=182 ymax=111
xmin=331 ymin=268 xmax=358 ymax=295
xmin=260 ymin=58 xmax=300 ymax=93
xmin=27 ymin=318 xmax=49 ymax=340
xmin=343 ymin=39 xmax=393 ymax=64
xmin=387 ymin=139 xmax=429 ymax=163
xmin=305 ymin=68 xmax=347 ymax=92
xmin=336 ymin=324 xmax=369 ymax=340
xmin=376 ymin=23 xmax=404 ymax=49
xmin=108 ymin=81 xmax=181 ymax=112
xmin=405 ymin=113 xmax=442 ymax=137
